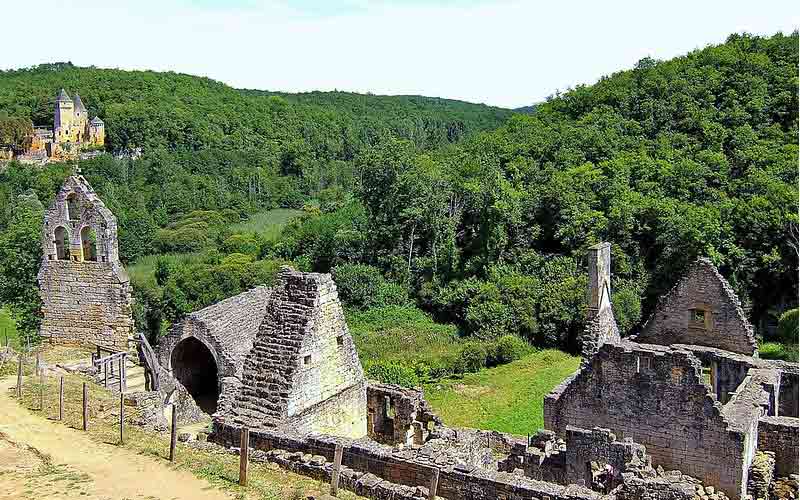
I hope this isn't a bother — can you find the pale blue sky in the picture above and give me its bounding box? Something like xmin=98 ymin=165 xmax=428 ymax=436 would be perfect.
xmin=1 ymin=0 xmax=797 ymax=108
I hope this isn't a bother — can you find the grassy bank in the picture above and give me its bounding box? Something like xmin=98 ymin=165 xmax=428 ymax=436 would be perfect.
xmin=424 ymin=349 xmax=580 ymax=435
xmin=0 ymin=307 xmax=19 ymax=349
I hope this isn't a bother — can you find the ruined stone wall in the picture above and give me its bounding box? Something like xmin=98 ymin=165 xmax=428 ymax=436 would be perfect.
xmin=757 ymin=416 xmax=799 ymax=476
xmin=637 ymin=259 xmax=757 ymax=355
xmin=544 ymin=342 xmax=752 ymax=498
xmin=778 ymin=369 xmax=798 ymax=417
xmin=38 ymin=174 xmax=132 ymax=350
xmin=211 ymin=422 xmax=602 ymax=500
xmin=366 ymin=383 xmax=441 ymax=445
xmin=38 ymin=261 xmax=132 ymax=350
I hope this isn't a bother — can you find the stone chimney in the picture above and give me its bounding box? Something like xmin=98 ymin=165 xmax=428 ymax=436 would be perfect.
xmin=587 ymin=242 xmax=612 ymax=320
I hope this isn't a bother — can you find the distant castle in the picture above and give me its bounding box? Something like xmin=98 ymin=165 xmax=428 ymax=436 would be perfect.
xmin=1 ymin=89 xmax=105 ymax=163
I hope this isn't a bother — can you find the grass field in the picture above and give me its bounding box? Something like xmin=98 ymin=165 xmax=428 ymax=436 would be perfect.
xmin=230 ymin=208 xmax=302 ymax=238
xmin=0 ymin=306 xmax=20 ymax=349
xmin=127 ymin=252 xmax=206 ymax=289
xmin=424 ymin=349 xmax=580 ymax=435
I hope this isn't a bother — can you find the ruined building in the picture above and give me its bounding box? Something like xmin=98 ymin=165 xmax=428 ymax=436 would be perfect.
xmin=145 ymin=244 xmax=795 ymax=500
xmin=157 ymin=267 xmax=367 ymax=438
xmin=38 ymin=173 xmax=133 ymax=350
xmin=545 ymin=246 xmax=798 ymax=499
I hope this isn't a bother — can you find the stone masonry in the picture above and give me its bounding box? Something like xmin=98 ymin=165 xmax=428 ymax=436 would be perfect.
xmin=38 ymin=173 xmax=133 ymax=350
xmin=219 ymin=266 xmax=367 ymax=438
xmin=636 ymin=258 xmax=757 ymax=355
xmin=546 ymin=248 xmax=799 ymax=499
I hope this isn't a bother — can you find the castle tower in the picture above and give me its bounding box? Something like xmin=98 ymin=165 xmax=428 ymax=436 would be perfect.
xmin=37 ymin=173 xmax=133 ymax=350
xmin=89 ymin=116 xmax=105 ymax=146
xmin=72 ymin=93 xmax=88 ymax=140
xmin=54 ymin=89 xmax=74 ymax=139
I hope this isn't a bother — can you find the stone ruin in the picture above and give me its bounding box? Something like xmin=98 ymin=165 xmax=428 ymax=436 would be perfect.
xmin=546 ymin=246 xmax=799 ymax=499
xmin=38 ymin=173 xmax=133 ymax=350
xmin=36 ymin=179 xmax=796 ymax=500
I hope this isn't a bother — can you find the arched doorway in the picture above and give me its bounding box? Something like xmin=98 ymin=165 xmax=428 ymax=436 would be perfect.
xmin=170 ymin=337 xmax=219 ymax=414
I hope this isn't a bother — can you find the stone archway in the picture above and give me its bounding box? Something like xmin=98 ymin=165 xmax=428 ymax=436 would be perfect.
xmin=170 ymin=337 xmax=219 ymax=414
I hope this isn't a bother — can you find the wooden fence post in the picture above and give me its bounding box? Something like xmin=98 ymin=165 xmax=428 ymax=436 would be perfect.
xmin=428 ymin=468 xmax=440 ymax=500
xmin=16 ymin=355 xmax=22 ymax=399
xmin=59 ymin=376 xmax=64 ymax=421
xmin=104 ymin=361 xmax=108 ymax=388
xmin=119 ymin=393 xmax=125 ymax=444
xmin=34 ymin=352 xmax=40 ymax=377
xmin=39 ymin=372 xmax=44 ymax=411
xmin=119 ymin=356 xmax=126 ymax=393
xmin=82 ymin=382 xmax=89 ymax=431
xmin=239 ymin=427 xmax=250 ymax=486
xmin=330 ymin=444 xmax=343 ymax=496
xmin=169 ymin=404 xmax=177 ymax=462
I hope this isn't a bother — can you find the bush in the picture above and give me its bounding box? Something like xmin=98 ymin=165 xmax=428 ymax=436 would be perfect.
xmin=456 ymin=342 xmax=488 ymax=374
xmin=375 ymin=282 xmax=411 ymax=308
xmin=331 ymin=263 xmax=385 ymax=310
xmin=365 ymin=361 xmax=420 ymax=388
xmin=759 ymin=341 xmax=786 ymax=360
xmin=777 ymin=308 xmax=798 ymax=344
xmin=489 ymin=335 xmax=530 ymax=366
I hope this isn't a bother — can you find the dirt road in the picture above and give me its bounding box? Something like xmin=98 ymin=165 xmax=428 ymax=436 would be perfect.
xmin=0 ymin=376 xmax=230 ymax=500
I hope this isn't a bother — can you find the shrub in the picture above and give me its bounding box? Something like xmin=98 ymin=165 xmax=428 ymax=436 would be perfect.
xmin=375 ymin=282 xmax=411 ymax=308
xmin=365 ymin=361 xmax=420 ymax=388
xmin=456 ymin=342 xmax=488 ymax=374
xmin=759 ymin=342 xmax=786 ymax=360
xmin=777 ymin=308 xmax=799 ymax=344
xmin=221 ymin=233 xmax=260 ymax=256
xmin=489 ymin=335 xmax=530 ymax=366
xmin=331 ymin=263 xmax=385 ymax=310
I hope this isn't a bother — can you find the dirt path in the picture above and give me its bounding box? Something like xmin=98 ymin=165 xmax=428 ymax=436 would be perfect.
xmin=0 ymin=376 xmax=230 ymax=500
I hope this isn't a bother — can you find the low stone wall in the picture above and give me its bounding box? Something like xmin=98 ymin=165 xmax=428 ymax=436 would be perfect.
xmin=757 ymin=416 xmax=799 ymax=476
xmin=210 ymin=421 xmax=601 ymax=500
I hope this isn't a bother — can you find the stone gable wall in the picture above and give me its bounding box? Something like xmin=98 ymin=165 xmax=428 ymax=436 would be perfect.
xmin=544 ymin=342 xmax=751 ymax=498
xmin=637 ymin=259 xmax=756 ymax=355
xmin=38 ymin=174 xmax=132 ymax=350
xmin=227 ymin=268 xmax=366 ymax=438
xmin=38 ymin=260 xmax=132 ymax=350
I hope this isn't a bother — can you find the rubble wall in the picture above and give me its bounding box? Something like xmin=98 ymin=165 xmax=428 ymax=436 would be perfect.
xmin=38 ymin=261 xmax=132 ymax=350
xmin=544 ymin=342 xmax=751 ymax=497
xmin=757 ymin=416 xmax=799 ymax=476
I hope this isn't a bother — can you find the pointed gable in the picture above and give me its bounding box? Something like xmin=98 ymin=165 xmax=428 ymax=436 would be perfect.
xmin=638 ymin=258 xmax=757 ymax=355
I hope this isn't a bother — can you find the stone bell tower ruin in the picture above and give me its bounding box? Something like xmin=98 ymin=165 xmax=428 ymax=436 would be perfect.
xmin=37 ymin=172 xmax=133 ymax=350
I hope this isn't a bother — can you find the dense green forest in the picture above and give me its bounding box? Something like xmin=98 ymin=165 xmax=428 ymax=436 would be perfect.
xmin=0 ymin=32 xmax=797 ymax=377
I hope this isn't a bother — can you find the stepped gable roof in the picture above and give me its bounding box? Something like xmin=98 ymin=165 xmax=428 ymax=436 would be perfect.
xmin=90 ymin=116 xmax=104 ymax=125
xmin=73 ymin=93 xmax=87 ymax=112
xmin=56 ymin=89 xmax=72 ymax=102
xmin=229 ymin=266 xmax=365 ymax=429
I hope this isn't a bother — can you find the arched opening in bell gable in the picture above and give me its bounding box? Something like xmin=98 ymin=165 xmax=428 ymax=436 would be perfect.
xmin=54 ymin=226 xmax=69 ymax=260
xmin=80 ymin=226 xmax=97 ymax=262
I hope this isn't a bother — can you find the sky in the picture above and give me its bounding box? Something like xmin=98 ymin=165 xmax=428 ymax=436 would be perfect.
xmin=0 ymin=0 xmax=797 ymax=108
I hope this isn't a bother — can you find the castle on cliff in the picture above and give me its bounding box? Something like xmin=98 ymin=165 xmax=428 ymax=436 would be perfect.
xmin=2 ymin=89 xmax=105 ymax=163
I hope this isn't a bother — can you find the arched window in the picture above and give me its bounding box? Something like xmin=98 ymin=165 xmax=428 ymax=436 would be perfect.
xmin=66 ymin=193 xmax=80 ymax=220
xmin=54 ymin=226 xmax=69 ymax=260
xmin=80 ymin=226 xmax=97 ymax=262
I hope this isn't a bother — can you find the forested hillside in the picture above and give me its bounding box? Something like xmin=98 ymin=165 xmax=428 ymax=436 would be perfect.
xmin=0 ymin=62 xmax=509 ymax=153
xmin=0 ymin=33 xmax=796 ymax=372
